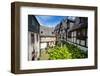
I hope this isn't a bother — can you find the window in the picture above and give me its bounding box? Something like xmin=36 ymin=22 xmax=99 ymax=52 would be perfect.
xmin=41 ymin=31 xmax=43 ymax=33
xmin=37 ymin=34 xmax=38 ymax=42
xmin=63 ymin=36 xmax=64 ymax=39
xmin=31 ymin=34 xmax=34 ymax=43
xmin=66 ymin=20 xmax=70 ymax=29
xmin=76 ymin=28 xmax=87 ymax=40
xmin=77 ymin=30 xmax=81 ymax=39
xmin=68 ymin=32 xmax=71 ymax=38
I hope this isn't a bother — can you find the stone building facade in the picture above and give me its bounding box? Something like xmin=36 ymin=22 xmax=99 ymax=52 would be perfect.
xmin=28 ymin=15 xmax=40 ymax=60
xmin=54 ymin=17 xmax=88 ymax=51
xmin=40 ymin=26 xmax=56 ymax=50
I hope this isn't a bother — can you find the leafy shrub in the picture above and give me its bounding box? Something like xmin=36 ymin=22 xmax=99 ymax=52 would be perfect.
xmin=65 ymin=42 xmax=88 ymax=59
xmin=47 ymin=42 xmax=88 ymax=60
xmin=48 ymin=46 xmax=72 ymax=60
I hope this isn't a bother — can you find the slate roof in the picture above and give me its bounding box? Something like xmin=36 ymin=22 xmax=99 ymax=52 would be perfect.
xmin=54 ymin=17 xmax=88 ymax=32
xmin=68 ymin=17 xmax=88 ymax=32
xmin=28 ymin=15 xmax=40 ymax=33
xmin=40 ymin=25 xmax=55 ymax=37
xmin=68 ymin=23 xmax=87 ymax=32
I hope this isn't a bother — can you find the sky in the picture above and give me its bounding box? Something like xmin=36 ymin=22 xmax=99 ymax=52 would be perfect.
xmin=35 ymin=15 xmax=67 ymax=27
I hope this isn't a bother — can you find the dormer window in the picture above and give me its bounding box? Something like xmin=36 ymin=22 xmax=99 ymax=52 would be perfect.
xmin=41 ymin=31 xmax=43 ymax=33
